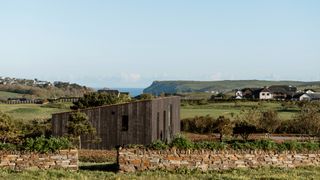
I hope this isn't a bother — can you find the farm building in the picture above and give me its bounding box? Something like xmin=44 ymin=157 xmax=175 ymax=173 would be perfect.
xmin=52 ymin=96 xmax=180 ymax=150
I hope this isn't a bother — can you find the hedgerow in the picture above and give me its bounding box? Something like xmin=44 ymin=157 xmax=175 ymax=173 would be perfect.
xmin=0 ymin=136 xmax=72 ymax=153
xmin=147 ymin=135 xmax=320 ymax=152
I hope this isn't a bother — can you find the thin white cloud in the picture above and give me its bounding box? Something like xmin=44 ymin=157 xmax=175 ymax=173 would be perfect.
xmin=121 ymin=73 xmax=141 ymax=82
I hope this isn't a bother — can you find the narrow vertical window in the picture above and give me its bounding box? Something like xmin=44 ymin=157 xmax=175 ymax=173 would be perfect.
xmin=157 ymin=112 xmax=160 ymax=139
xmin=163 ymin=111 xmax=166 ymax=141
xmin=121 ymin=115 xmax=129 ymax=131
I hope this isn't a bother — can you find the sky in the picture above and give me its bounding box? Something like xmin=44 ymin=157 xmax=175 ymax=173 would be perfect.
xmin=1 ymin=0 xmax=320 ymax=88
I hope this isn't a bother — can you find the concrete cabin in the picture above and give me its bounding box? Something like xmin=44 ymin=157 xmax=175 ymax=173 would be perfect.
xmin=52 ymin=96 xmax=181 ymax=150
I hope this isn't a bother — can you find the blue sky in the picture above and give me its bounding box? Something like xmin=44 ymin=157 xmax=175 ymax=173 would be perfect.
xmin=1 ymin=0 xmax=320 ymax=88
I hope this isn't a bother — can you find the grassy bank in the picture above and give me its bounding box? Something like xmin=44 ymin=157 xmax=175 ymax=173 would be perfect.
xmin=0 ymin=166 xmax=319 ymax=180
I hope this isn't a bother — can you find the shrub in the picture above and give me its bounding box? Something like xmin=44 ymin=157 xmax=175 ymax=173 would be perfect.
xmin=0 ymin=143 xmax=17 ymax=151
xmin=148 ymin=140 xmax=168 ymax=150
xmin=258 ymin=110 xmax=281 ymax=135
xmin=233 ymin=121 xmax=257 ymax=141
xmin=181 ymin=115 xmax=215 ymax=134
xmin=24 ymin=136 xmax=72 ymax=153
xmin=255 ymin=140 xmax=277 ymax=151
xmin=170 ymin=134 xmax=194 ymax=149
xmin=283 ymin=141 xmax=303 ymax=151
xmin=212 ymin=116 xmax=234 ymax=142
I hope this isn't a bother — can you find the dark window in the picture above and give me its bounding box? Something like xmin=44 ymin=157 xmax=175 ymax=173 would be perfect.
xmin=157 ymin=112 xmax=160 ymax=139
xmin=121 ymin=115 xmax=129 ymax=131
xmin=163 ymin=111 xmax=166 ymax=141
xmin=111 ymin=111 xmax=115 ymax=115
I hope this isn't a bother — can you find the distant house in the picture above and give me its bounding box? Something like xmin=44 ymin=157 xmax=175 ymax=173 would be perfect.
xmin=304 ymin=89 xmax=315 ymax=94
xmin=258 ymin=85 xmax=297 ymax=100
xmin=235 ymin=90 xmax=243 ymax=99
xmin=268 ymin=85 xmax=297 ymax=100
xmin=299 ymin=93 xmax=320 ymax=101
xmin=259 ymin=88 xmax=273 ymax=100
xmin=292 ymin=92 xmax=304 ymax=101
xmin=241 ymin=88 xmax=262 ymax=99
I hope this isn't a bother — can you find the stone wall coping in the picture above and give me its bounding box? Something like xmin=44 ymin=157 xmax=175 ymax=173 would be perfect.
xmin=118 ymin=147 xmax=320 ymax=155
xmin=0 ymin=149 xmax=78 ymax=155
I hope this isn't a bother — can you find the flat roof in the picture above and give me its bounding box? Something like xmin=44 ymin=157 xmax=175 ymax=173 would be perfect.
xmin=52 ymin=96 xmax=180 ymax=115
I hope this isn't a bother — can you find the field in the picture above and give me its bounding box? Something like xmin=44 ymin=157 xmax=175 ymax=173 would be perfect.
xmin=0 ymin=103 xmax=72 ymax=121
xmin=0 ymin=166 xmax=319 ymax=180
xmin=0 ymin=101 xmax=299 ymax=122
xmin=0 ymin=91 xmax=24 ymax=101
xmin=181 ymin=101 xmax=298 ymax=120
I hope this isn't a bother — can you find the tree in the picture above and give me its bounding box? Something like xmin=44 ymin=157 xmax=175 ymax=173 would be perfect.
xmin=137 ymin=93 xmax=154 ymax=100
xmin=0 ymin=112 xmax=18 ymax=143
xmin=66 ymin=112 xmax=97 ymax=149
xmin=71 ymin=92 xmax=131 ymax=110
xmin=233 ymin=121 xmax=257 ymax=141
xmin=293 ymin=103 xmax=320 ymax=138
xmin=258 ymin=110 xmax=280 ymax=137
xmin=233 ymin=108 xmax=260 ymax=141
xmin=22 ymin=119 xmax=52 ymax=138
xmin=212 ymin=116 xmax=234 ymax=142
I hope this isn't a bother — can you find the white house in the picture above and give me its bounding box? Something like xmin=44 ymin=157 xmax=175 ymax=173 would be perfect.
xmin=235 ymin=90 xmax=243 ymax=99
xmin=299 ymin=93 xmax=320 ymax=101
xmin=304 ymin=89 xmax=315 ymax=94
xmin=259 ymin=88 xmax=273 ymax=100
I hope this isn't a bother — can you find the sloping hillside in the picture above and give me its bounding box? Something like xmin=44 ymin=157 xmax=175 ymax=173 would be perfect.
xmin=143 ymin=80 xmax=320 ymax=95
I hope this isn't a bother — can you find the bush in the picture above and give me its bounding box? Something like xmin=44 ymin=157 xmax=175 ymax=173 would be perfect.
xmin=255 ymin=140 xmax=277 ymax=151
xmin=24 ymin=136 xmax=72 ymax=153
xmin=283 ymin=141 xmax=303 ymax=151
xmin=181 ymin=115 xmax=215 ymax=134
xmin=0 ymin=143 xmax=17 ymax=151
xmin=170 ymin=134 xmax=194 ymax=149
xmin=233 ymin=121 xmax=257 ymax=141
xmin=148 ymin=140 xmax=168 ymax=150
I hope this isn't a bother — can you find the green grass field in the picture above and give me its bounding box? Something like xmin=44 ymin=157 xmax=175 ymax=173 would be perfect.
xmin=0 ymin=166 xmax=319 ymax=180
xmin=0 ymin=103 xmax=72 ymax=121
xmin=0 ymin=91 xmax=25 ymax=101
xmin=181 ymin=101 xmax=299 ymax=120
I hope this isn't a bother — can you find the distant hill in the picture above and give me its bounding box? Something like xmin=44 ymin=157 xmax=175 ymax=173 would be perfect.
xmin=0 ymin=76 xmax=93 ymax=99
xmin=143 ymin=80 xmax=320 ymax=95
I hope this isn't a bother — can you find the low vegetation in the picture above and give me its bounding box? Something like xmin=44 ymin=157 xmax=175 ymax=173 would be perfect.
xmin=148 ymin=135 xmax=320 ymax=152
xmin=182 ymin=101 xmax=320 ymax=141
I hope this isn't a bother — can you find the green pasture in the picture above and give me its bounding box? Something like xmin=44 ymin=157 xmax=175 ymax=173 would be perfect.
xmin=0 ymin=91 xmax=24 ymax=101
xmin=0 ymin=103 xmax=72 ymax=121
xmin=181 ymin=101 xmax=299 ymax=120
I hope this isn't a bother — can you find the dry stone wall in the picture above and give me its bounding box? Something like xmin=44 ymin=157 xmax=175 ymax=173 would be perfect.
xmin=0 ymin=150 xmax=78 ymax=171
xmin=118 ymin=148 xmax=320 ymax=172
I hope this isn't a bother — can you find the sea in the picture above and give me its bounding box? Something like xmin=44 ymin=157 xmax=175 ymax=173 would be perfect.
xmin=116 ymin=88 xmax=144 ymax=97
